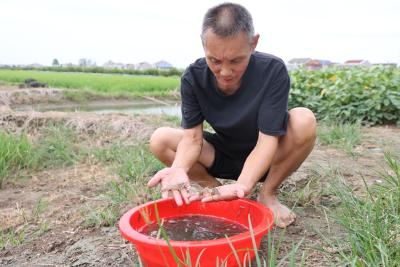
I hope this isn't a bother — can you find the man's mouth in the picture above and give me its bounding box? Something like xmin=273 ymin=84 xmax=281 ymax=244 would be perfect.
xmin=220 ymin=78 xmax=233 ymax=83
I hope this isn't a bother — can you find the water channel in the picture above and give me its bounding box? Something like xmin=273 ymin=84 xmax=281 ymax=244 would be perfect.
xmin=15 ymin=100 xmax=182 ymax=117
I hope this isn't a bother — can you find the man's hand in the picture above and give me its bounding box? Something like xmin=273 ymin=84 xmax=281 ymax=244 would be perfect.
xmin=189 ymin=183 xmax=249 ymax=202
xmin=147 ymin=167 xmax=190 ymax=206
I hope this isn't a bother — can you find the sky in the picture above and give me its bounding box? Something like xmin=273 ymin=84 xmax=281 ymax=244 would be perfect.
xmin=1 ymin=0 xmax=399 ymax=68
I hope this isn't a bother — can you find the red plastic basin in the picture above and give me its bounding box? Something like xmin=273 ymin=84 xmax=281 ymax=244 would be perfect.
xmin=119 ymin=198 xmax=274 ymax=267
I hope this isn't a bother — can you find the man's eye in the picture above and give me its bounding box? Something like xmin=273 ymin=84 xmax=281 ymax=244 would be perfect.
xmin=210 ymin=58 xmax=221 ymax=64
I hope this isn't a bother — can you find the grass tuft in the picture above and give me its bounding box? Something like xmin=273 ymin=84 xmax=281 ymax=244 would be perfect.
xmin=0 ymin=131 xmax=33 ymax=187
xmin=326 ymin=153 xmax=400 ymax=266
xmin=32 ymin=124 xmax=80 ymax=168
xmin=318 ymin=121 xmax=362 ymax=156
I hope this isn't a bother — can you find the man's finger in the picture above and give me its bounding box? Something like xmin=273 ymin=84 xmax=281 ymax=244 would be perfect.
xmin=147 ymin=168 xmax=171 ymax=187
xmin=180 ymin=189 xmax=190 ymax=205
xmin=201 ymin=194 xmax=225 ymax=202
xmin=172 ymin=190 xmax=183 ymax=206
xmin=188 ymin=192 xmax=201 ymax=202
xmin=161 ymin=190 xmax=169 ymax=199
xmin=236 ymin=188 xmax=245 ymax=198
xmin=147 ymin=174 xmax=163 ymax=188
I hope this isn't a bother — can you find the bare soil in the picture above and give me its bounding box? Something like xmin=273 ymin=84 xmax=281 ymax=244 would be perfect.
xmin=0 ymin=87 xmax=399 ymax=266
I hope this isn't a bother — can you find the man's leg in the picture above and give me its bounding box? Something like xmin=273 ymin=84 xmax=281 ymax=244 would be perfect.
xmin=258 ymin=107 xmax=317 ymax=228
xmin=149 ymin=127 xmax=221 ymax=187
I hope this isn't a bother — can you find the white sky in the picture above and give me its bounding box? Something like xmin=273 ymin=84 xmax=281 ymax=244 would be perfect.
xmin=1 ymin=0 xmax=399 ymax=68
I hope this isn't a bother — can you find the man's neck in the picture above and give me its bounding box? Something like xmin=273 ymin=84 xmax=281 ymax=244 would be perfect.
xmin=217 ymin=82 xmax=242 ymax=96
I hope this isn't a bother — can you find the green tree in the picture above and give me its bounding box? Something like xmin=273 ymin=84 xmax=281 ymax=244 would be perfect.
xmin=52 ymin=58 xmax=60 ymax=66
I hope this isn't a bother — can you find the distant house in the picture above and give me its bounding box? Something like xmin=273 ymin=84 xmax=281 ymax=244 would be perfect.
xmin=286 ymin=58 xmax=311 ymax=70
xmin=154 ymin=60 xmax=173 ymax=69
xmin=136 ymin=62 xmax=154 ymax=71
xmin=62 ymin=63 xmax=78 ymax=67
xmin=305 ymin=59 xmax=332 ymax=70
xmin=372 ymin=62 xmax=398 ymax=68
xmin=103 ymin=60 xmax=126 ymax=69
xmin=28 ymin=63 xmax=44 ymax=68
xmin=342 ymin=59 xmax=371 ymax=67
xmin=126 ymin=64 xmax=136 ymax=70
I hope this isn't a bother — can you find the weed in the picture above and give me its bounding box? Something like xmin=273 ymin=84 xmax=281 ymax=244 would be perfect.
xmin=31 ymin=197 xmax=48 ymax=220
xmin=116 ymin=144 xmax=163 ymax=182
xmin=0 ymin=131 xmax=33 ymax=187
xmin=318 ymin=121 xmax=362 ymax=156
xmin=0 ymin=227 xmax=26 ymax=250
xmin=32 ymin=124 xmax=80 ymax=169
xmin=325 ymin=153 xmax=400 ymax=266
xmin=85 ymin=207 xmax=120 ymax=227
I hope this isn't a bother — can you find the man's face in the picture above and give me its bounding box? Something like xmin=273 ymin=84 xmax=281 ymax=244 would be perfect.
xmin=203 ymin=29 xmax=259 ymax=94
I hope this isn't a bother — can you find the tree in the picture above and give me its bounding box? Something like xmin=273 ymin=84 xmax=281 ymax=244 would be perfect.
xmin=52 ymin=58 xmax=60 ymax=66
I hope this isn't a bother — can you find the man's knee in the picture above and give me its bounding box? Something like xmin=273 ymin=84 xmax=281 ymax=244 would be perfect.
xmin=288 ymin=107 xmax=317 ymax=146
xmin=149 ymin=127 xmax=175 ymax=155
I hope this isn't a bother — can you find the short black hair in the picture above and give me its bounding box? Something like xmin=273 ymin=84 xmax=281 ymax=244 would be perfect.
xmin=201 ymin=2 xmax=254 ymax=42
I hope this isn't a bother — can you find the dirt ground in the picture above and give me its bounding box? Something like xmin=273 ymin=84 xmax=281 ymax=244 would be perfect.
xmin=0 ymin=86 xmax=399 ymax=266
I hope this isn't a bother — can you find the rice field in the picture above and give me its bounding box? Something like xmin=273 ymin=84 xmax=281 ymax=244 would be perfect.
xmin=0 ymin=69 xmax=180 ymax=97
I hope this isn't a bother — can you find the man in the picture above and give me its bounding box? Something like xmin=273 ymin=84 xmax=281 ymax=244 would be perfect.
xmin=148 ymin=3 xmax=316 ymax=228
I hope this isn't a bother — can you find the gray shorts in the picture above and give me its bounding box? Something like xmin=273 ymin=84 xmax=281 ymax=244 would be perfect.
xmin=203 ymin=131 xmax=269 ymax=181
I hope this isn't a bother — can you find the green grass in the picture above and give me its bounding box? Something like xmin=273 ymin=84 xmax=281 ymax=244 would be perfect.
xmin=318 ymin=122 xmax=362 ymax=156
xmin=0 ymin=69 xmax=180 ymax=97
xmin=32 ymin=125 xmax=80 ymax=169
xmin=84 ymin=143 xmax=162 ymax=227
xmin=0 ymin=227 xmax=26 ymax=250
xmin=325 ymin=153 xmax=400 ymax=266
xmin=0 ymin=131 xmax=33 ymax=188
xmin=31 ymin=197 xmax=48 ymax=220
xmin=0 ymin=125 xmax=82 ymax=186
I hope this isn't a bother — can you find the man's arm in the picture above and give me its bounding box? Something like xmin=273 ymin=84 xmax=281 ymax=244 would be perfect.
xmin=172 ymin=123 xmax=204 ymax=172
xmin=148 ymin=123 xmax=204 ymax=205
xmin=200 ymin=131 xmax=278 ymax=202
xmin=237 ymin=131 xmax=278 ymax=193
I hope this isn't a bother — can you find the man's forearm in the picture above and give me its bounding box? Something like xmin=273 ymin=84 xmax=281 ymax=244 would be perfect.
xmin=237 ymin=134 xmax=278 ymax=192
xmin=171 ymin=134 xmax=202 ymax=173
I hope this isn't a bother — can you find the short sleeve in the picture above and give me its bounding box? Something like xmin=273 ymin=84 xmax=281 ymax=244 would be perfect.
xmin=257 ymin=68 xmax=290 ymax=136
xmin=180 ymin=72 xmax=204 ymax=129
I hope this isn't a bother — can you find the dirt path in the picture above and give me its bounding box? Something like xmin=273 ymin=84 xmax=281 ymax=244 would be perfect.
xmin=0 ymin=109 xmax=399 ymax=266
xmin=0 ymin=164 xmax=136 ymax=266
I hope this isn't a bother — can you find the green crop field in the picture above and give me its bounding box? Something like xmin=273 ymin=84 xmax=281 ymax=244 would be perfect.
xmin=0 ymin=69 xmax=180 ymax=97
xmin=1 ymin=67 xmax=399 ymax=125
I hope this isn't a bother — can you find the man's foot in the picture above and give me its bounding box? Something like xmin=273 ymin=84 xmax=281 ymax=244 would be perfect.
xmin=257 ymin=194 xmax=296 ymax=228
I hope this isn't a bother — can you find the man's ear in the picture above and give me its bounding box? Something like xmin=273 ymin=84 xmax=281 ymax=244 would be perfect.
xmin=251 ymin=34 xmax=260 ymax=52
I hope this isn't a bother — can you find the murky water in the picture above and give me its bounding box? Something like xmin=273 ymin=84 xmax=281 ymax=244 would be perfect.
xmin=15 ymin=101 xmax=182 ymax=117
xmin=87 ymin=104 xmax=181 ymax=116
xmin=139 ymin=215 xmax=248 ymax=241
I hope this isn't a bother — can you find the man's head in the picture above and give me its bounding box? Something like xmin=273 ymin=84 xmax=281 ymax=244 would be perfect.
xmin=201 ymin=3 xmax=259 ymax=94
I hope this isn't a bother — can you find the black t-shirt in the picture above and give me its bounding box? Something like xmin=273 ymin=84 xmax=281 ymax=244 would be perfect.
xmin=180 ymin=51 xmax=290 ymax=160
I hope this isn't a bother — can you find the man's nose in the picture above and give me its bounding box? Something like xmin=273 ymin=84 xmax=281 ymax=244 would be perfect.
xmin=220 ymin=64 xmax=232 ymax=76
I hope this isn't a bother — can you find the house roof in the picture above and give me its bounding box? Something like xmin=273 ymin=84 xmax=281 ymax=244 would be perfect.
xmin=306 ymin=59 xmax=322 ymax=66
xmin=288 ymin=58 xmax=311 ymax=64
xmin=154 ymin=60 xmax=173 ymax=68
xmin=344 ymin=60 xmax=363 ymax=64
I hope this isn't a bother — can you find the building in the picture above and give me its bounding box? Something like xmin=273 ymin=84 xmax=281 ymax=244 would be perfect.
xmin=372 ymin=62 xmax=398 ymax=68
xmin=342 ymin=59 xmax=371 ymax=67
xmin=305 ymin=59 xmax=332 ymax=70
xmin=103 ymin=60 xmax=126 ymax=69
xmin=154 ymin=60 xmax=173 ymax=69
xmin=286 ymin=58 xmax=311 ymax=70
xmin=126 ymin=64 xmax=136 ymax=70
xmin=136 ymin=62 xmax=154 ymax=70
xmin=28 ymin=63 xmax=44 ymax=68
